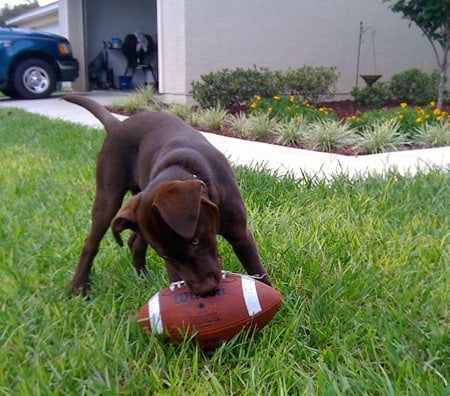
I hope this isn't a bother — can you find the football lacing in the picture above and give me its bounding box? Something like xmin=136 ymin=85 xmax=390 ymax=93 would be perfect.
xmin=168 ymin=270 xmax=268 ymax=291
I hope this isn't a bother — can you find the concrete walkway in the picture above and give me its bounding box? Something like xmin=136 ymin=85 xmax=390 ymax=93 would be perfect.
xmin=1 ymin=91 xmax=449 ymax=180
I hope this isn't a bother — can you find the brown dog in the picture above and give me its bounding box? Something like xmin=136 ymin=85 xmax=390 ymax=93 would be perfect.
xmin=64 ymin=95 xmax=271 ymax=296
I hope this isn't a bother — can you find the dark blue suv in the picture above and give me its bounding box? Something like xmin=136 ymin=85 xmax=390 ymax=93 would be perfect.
xmin=0 ymin=27 xmax=79 ymax=99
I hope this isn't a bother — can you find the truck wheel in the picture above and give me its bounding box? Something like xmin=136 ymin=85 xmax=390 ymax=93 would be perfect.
xmin=13 ymin=58 xmax=56 ymax=99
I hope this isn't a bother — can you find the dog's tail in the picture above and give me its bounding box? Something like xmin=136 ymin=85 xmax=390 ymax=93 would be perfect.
xmin=63 ymin=94 xmax=120 ymax=132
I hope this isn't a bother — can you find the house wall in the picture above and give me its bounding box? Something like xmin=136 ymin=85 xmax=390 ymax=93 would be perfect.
xmin=159 ymin=0 xmax=436 ymax=102
xmin=59 ymin=0 xmax=85 ymax=91
xmin=156 ymin=0 xmax=186 ymax=102
xmin=12 ymin=14 xmax=58 ymax=34
xmin=5 ymin=2 xmax=59 ymax=34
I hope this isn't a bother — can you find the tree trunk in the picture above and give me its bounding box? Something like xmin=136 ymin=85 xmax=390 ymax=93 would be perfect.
xmin=437 ymin=43 xmax=449 ymax=109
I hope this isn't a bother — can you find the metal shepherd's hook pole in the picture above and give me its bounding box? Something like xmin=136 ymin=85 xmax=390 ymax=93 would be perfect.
xmin=356 ymin=21 xmax=363 ymax=88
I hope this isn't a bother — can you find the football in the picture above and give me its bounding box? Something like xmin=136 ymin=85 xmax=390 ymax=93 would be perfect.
xmin=135 ymin=272 xmax=282 ymax=350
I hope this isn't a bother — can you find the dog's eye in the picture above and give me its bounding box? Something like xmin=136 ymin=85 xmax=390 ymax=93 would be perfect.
xmin=190 ymin=238 xmax=200 ymax=246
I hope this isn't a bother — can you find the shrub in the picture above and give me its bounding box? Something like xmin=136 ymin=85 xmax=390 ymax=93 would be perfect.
xmin=190 ymin=65 xmax=339 ymax=108
xmin=389 ymin=68 xmax=436 ymax=105
xmin=355 ymin=120 xmax=409 ymax=154
xmin=190 ymin=66 xmax=278 ymax=108
xmin=282 ymin=65 xmax=340 ymax=104
xmin=350 ymin=82 xmax=391 ymax=108
xmin=303 ymin=119 xmax=355 ymax=152
xmin=248 ymin=95 xmax=337 ymax=122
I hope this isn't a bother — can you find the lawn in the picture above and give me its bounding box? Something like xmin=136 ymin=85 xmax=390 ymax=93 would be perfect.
xmin=0 ymin=108 xmax=449 ymax=395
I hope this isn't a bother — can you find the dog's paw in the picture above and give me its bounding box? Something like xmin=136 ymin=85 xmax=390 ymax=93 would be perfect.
xmin=68 ymin=281 xmax=91 ymax=297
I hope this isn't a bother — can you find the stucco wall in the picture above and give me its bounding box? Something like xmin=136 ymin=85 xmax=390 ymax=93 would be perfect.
xmin=157 ymin=0 xmax=186 ymax=102
xmin=159 ymin=0 xmax=436 ymax=101
xmin=13 ymin=14 xmax=58 ymax=34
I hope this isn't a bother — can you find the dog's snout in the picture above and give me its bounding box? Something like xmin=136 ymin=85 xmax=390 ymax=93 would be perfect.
xmin=186 ymin=271 xmax=221 ymax=296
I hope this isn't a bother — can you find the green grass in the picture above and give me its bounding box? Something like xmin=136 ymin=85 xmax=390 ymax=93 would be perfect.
xmin=1 ymin=108 xmax=449 ymax=395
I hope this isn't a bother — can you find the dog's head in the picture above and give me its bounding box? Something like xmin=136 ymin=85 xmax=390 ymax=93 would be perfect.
xmin=111 ymin=179 xmax=222 ymax=296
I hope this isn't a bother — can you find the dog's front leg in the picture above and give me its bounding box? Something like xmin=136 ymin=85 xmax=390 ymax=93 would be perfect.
xmin=127 ymin=232 xmax=148 ymax=275
xmin=225 ymin=228 xmax=272 ymax=287
xmin=164 ymin=261 xmax=182 ymax=283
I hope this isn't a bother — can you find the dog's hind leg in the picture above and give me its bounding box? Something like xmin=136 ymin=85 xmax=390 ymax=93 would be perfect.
xmin=69 ymin=188 xmax=125 ymax=295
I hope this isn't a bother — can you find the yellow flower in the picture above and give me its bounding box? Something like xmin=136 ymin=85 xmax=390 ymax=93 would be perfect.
xmin=296 ymin=115 xmax=302 ymax=122
xmin=253 ymin=94 xmax=261 ymax=101
xmin=416 ymin=117 xmax=422 ymax=123
xmin=273 ymin=95 xmax=281 ymax=101
xmin=430 ymin=101 xmax=436 ymax=107
xmin=433 ymin=108 xmax=441 ymax=116
xmin=250 ymin=102 xmax=257 ymax=109
xmin=400 ymin=102 xmax=408 ymax=108
xmin=267 ymin=107 xmax=272 ymax=113
xmin=289 ymin=96 xmax=295 ymax=102
xmin=398 ymin=114 xmax=404 ymax=120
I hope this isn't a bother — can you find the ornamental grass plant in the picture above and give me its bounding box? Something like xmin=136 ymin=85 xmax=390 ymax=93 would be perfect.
xmin=111 ymin=85 xmax=162 ymax=113
xmin=191 ymin=105 xmax=229 ymax=131
xmin=273 ymin=117 xmax=306 ymax=146
xmin=302 ymin=119 xmax=355 ymax=152
xmin=226 ymin=112 xmax=252 ymax=138
xmin=1 ymin=109 xmax=449 ymax=395
xmin=243 ymin=112 xmax=276 ymax=140
xmin=346 ymin=101 xmax=450 ymax=138
xmin=414 ymin=121 xmax=450 ymax=147
xmin=355 ymin=119 xmax=410 ymax=154
xmin=165 ymin=102 xmax=195 ymax=123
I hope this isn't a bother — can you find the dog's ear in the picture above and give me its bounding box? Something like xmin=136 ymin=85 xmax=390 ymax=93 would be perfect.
xmin=111 ymin=194 xmax=141 ymax=246
xmin=153 ymin=180 xmax=208 ymax=239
